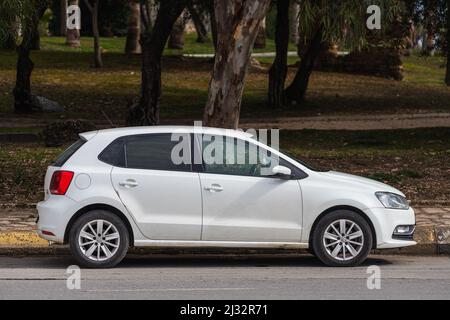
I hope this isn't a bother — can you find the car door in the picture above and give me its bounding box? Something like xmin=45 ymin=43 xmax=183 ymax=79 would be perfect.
xmin=109 ymin=133 xmax=202 ymax=240
xmin=197 ymin=134 xmax=304 ymax=242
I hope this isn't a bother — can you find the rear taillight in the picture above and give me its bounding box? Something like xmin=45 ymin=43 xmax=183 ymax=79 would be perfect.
xmin=50 ymin=171 xmax=74 ymax=195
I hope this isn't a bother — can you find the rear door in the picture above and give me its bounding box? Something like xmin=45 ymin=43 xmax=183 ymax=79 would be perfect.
xmin=109 ymin=133 xmax=202 ymax=240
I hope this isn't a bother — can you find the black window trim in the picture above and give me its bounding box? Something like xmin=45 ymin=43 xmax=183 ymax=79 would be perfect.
xmin=98 ymin=133 xmax=194 ymax=173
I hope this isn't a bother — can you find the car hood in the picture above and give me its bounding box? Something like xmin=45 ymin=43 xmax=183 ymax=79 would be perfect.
xmin=317 ymin=171 xmax=405 ymax=196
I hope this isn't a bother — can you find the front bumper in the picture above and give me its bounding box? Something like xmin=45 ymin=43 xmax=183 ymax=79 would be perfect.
xmin=363 ymin=207 xmax=417 ymax=249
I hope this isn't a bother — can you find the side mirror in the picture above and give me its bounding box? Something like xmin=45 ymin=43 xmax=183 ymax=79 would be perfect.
xmin=272 ymin=165 xmax=292 ymax=179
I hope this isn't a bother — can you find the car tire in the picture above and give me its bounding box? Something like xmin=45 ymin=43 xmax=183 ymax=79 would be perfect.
xmin=312 ymin=210 xmax=373 ymax=267
xmin=69 ymin=210 xmax=129 ymax=268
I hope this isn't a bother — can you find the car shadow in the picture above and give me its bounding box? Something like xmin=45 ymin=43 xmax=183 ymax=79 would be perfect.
xmin=0 ymin=254 xmax=392 ymax=270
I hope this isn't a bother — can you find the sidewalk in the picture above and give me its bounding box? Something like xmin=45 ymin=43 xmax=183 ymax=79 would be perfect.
xmin=0 ymin=207 xmax=449 ymax=255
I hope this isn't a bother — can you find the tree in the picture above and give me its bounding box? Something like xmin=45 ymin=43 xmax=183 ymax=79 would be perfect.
xmin=268 ymin=0 xmax=290 ymax=108
xmin=423 ymin=0 xmax=437 ymax=56
xmin=446 ymin=0 xmax=450 ymax=85
xmin=168 ymin=11 xmax=187 ymax=49
xmin=84 ymin=0 xmax=103 ymax=67
xmin=60 ymin=0 xmax=67 ymax=36
xmin=285 ymin=0 xmax=401 ymax=105
xmin=203 ymin=0 xmax=271 ymax=129
xmin=187 ymin=0 xmax=209 ymax=43
xmin=66 ymin=0 xmax=81 ymax=47
xmin=127 ymin=0 xmax=187 ymax=126
xmin=125 ymin=1 xmax=142 ymax=54
xmin=0 ymin=0 xmax=49 ymax=113
xmin=290 ymin=1 xmax=300 ymax=44
xmin=254 ymin=17 xmax=266 ymax=49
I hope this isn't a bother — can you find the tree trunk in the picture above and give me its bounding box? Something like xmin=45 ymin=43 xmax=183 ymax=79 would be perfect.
xmin=209 ymin=0 xmax=218 ymax=51
xmin=125 ymin=1 xmax=141 ymax=54
xmin=188 ymin=1 xmax=209 ymax=43
xmin=66 ymin=0 xmax=81 ymax=47
xmin=127 ymin=0 xmax=187 ymax=126
xmin=60 ymin=0 xmax=67 ymax=36
xmin=285 ymin=25 xmax=324 ymax=105
xmin=91 ymin=1 xmax=102 ymax=67
xmin=168 ymin=12 xmax=187 ymax=49
xmin=203 ymin=0 xmax=271 ymax=129
xmin=13 ymin=3 xmax=48 ymax=113
xmin=423 ymin=0 xmax=436 ymax=56
xmin=268 ymin=0 xmax=290 ymax=109
xmin=290 ymin=1 xmax=300 ymax=44
xmin=30 ymin=25 xmax=41 ymax=50
xmin=254 ymin=17 xmax=266 ymax=49
xmin=446 ymin=0 xmax=450 ymax=85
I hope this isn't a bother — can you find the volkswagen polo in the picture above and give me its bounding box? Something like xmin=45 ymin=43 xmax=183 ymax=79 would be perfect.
xmin=37 ymin=126 xmax=416 ymax=268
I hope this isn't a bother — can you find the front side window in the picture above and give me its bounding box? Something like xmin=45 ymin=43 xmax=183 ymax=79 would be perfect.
xmin=199 ymin=134 xmax=304 ymax=178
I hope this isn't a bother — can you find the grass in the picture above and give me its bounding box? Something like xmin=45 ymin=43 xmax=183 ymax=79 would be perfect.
xmin=1 ymin=128 xmax=449 ymax=206
xmin=1 ymin=36 xmax=449 ymax=122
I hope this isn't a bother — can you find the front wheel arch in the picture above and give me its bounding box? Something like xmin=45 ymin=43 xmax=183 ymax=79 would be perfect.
xmin=308 ymin=205 xmax=377 ymax=251
xmin=64 ymin=204 xmax=134 ymax=246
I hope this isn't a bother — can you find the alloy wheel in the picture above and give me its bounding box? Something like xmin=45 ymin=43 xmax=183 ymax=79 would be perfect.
xmin=322 ymin=219 xmax=364 ymax=261
xmin=78 ymin=219 xmax=120 ymax=262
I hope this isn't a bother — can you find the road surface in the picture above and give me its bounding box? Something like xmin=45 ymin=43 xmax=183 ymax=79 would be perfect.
xmin=0 ymin=254 xmax=449 ymax=300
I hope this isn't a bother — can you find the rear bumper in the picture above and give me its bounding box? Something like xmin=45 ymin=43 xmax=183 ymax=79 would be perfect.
xmin=363 ymin=207 xmax=417 ymax=249
xmin=36 ymin=196 xmax=78 ymax=243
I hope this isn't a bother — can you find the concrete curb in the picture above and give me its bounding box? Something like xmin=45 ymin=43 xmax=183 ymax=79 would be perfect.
xmin=0 ymin=225 xmax=449 ymax=256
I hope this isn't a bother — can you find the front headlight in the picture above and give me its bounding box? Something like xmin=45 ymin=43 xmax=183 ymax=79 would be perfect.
xmin=375 ymin=192 xmax=409 ymax=210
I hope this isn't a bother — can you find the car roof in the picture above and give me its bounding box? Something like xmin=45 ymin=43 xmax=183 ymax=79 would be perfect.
xmin=80 ymin=126 xmax=255 ymax=141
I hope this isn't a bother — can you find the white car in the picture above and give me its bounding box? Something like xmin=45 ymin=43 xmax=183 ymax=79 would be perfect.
xmin=37 ymin=126 xmax=416 ymax=268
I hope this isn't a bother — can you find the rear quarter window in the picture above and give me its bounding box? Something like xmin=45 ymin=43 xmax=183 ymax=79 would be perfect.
xmin=53 ymin=138 xmax=86 ymax=167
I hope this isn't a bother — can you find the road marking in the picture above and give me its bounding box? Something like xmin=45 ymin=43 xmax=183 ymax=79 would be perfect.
xmin=83 ymin=287 xmax=255 ymax=293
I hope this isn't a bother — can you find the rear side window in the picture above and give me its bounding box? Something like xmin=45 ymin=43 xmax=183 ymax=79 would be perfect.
xmin=99 ymin=133 xmax=192 ymax=172
xmin=53 ymin=138 xmax=86 ymax=167
xmin=125 ymin=134 xmax=191 ymax=171
xmin=98 ymin=138 xmax=126 ymax=167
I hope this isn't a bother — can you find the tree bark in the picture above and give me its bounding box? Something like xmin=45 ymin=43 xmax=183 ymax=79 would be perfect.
xmin=203 ymin=0 xmax=271 ymax=129
xmin=254 ymin=17 xmax=266 ymax=49
xmin=188 ymin=1 xmax=209 ymax=43
xmin=285 ymin=25 xmax=324 ymax=105
xmin=66 ymin=0 xmax=81 ymax=47
xmin=127 ymin=0 xmax=187 ymax=126
xmin=268 ymin=0 xmax=290 ymax=108
xmin=125 ymin=1 xmax=141 ymax=54
xmin=290 ymin=1 xmax=300 ymax=44
xmin=13 ymin=2 xmax=48 ymax=113
xmin=168 ymin=11 xmax=186 ymax=49
xmin=446 ymin=0 xmax=450 ymax=85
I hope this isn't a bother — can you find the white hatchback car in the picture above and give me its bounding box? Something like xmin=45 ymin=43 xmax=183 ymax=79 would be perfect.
xmin=37 ymin=126 xmax=416 ymax=268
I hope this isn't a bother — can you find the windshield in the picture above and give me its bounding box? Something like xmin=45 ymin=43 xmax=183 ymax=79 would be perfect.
xmin=279 ymin=148 xmax=329 ymax=172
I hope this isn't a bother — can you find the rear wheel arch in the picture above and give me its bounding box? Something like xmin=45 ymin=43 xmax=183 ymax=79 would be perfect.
xmin=308 ymin=205 xmax=377 ymax=250
xmin=64 ymin=204 xmax=134 ymax=245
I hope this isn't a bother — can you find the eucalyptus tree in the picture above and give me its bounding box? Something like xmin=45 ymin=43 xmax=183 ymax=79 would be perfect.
xmin=446 ymin=0 xmax=450 ymax=85
xmin=203 ymin=0 xmax=271 ymax=129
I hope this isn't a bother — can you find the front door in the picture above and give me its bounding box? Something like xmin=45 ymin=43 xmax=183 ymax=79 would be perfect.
xmin=197 ymin=134 xmax=304 ymax=242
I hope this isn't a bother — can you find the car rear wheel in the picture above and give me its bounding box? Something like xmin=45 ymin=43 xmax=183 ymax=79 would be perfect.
xmin=69 ymin=210 xmax=129 ymax=268
xmin=312 ymin=210 xmax=373 ymax=267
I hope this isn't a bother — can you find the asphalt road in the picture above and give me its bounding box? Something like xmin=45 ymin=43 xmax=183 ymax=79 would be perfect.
xmin=0 ymin=254 xmax=449 ymax=300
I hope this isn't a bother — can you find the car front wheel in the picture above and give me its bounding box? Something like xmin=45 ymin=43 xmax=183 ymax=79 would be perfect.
xmin=69 ymin=210 xmax=129 ymax=268
xmin=312 ymin=210 xmax=373 ymax=267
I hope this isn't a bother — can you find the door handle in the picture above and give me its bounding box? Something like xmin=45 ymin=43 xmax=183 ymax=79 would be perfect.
xmin=119 ymin=179 xmax=139 ymax=188
xmin=204 ymin=184 xmax=223 ymax=192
